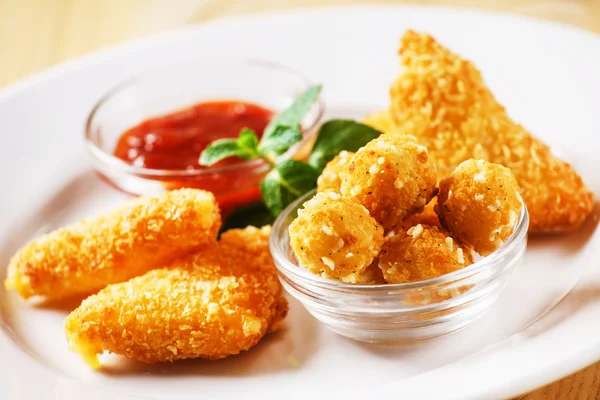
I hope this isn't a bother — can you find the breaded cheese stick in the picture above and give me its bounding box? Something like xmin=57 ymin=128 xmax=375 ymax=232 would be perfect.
xmin=219 ymin=225 xmax=272 ymax=256
xmin=64 ymin=228 xmax=287 ymax=366
xmin=5 ymin=188 xmax=220 ymax=300
xmin=389 ymin=30 xmax=594 ymax=233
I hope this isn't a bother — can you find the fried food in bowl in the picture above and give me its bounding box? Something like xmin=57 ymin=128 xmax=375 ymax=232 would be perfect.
xmin=289 ymin=191 xmax=384 ymax=281
xmin=378 ymin=223 xmax=474 ymax=284
xmin=272 ymin=190 xmax=529 ymax=343
xmin=340 ymin=133 xmax=437 ymax=231
xmin=437 ymin=159 xmax=523 ymax=256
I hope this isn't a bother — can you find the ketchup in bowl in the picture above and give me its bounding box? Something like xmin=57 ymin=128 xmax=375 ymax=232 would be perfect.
xmin=113 ymin=101 xmax=274 ymax=215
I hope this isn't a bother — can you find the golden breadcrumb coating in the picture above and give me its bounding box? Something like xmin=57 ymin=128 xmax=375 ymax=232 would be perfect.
xmin=388 ymin=30 xmax=594 ymax=233
xmin=289 ymin=191 xmax=384 ymax=281
xmin=316 ymin=151 xmax=354 ymax=193
xmin=362 ymin=110 xmax=397 ymax=133
xmin=64 ymin=229 xmax=287 ymax=366
xmin=437 ymin=159 xmax=522 ymax=256
xmin=5 ymin=189 xmax=221 ymax=300
xmin=219 ymin=225 xmax=271 ymax=257
xmin=340 ymin=133 xmax=437 ymax=231
xmin=400 ymin=197 xmax=441 ymax=230
xmin=378 ymin=223 xmax=473 ymax=284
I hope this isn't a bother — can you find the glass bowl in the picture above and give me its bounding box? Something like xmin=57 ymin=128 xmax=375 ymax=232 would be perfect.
xmin=85 ymin=58 xmax=324 ymax=213
xmin=270 ymin=190 xmax=529 ymax=344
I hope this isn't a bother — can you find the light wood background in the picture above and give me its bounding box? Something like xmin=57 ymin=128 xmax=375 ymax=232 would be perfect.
xmin=1 ymin=1 xmax=599 ymax=398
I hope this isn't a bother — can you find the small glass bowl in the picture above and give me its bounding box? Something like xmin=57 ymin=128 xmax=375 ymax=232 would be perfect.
xmin=85 ymin=58 xmax=324 ymax=213
xmin=270 ymin=191 xmax=529 ymax=344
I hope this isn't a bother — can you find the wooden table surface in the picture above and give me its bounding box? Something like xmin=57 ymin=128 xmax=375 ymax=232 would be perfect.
xmin=1 ymin=0 xmax=599 ymax=398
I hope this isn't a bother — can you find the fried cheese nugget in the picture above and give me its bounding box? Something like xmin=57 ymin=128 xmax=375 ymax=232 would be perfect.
xmin=289 ymin=191 xmax=384 ymax=281
xmin=340 ymin=133 xmax=437 ymax=231
xmin=389 ymin=30 xmax=594 ymax=233
xmin=378 ymin=224 xmax=473 ymax=284
xmin=64 ymin=231 xmax=287 ymax=366
xmin=437 ymin=159 xmax=523 ymax=256
xmin=316 ymin=151 xmax=354 ymax=193
xmin=5 ymin=189 xmax=221 ymax=300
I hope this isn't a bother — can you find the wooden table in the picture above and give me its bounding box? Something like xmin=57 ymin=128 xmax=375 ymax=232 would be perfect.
xmin=1 ymin=1 xmax=599 ymax=398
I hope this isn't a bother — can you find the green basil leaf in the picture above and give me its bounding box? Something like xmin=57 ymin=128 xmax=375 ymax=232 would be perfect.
xmin=266 ymin=85 xmax=322 ymax=129
xmin=220 ymin=201 xmax=274 ymax=233
xmin=199 ymin=129 xmax=260 ymax=166
xmin=258 ymin=125 xmax=303 ymax=157
xmin=237 ymin=127 xmax=259 ymax=150
xmin=258 ymin=84 xmax=322 ymax=157
xmin=307 ymin=119 xmax=383 ymax=171
xmin=260 ymin=159 xmax=319 ymax=216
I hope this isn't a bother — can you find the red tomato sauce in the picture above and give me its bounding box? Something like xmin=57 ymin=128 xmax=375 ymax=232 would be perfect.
xmin=114 ymin=101 xmax=274 ymax=215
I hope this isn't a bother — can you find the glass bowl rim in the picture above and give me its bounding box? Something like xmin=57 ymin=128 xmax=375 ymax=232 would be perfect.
xmin=84 ymin=57 xmax=325 ymax=177
xmin=270 ymin=189 xmax=529 ymax=293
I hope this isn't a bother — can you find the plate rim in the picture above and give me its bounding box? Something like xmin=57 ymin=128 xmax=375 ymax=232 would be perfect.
xmin=2 ymin=3 xmax=600 ymax=100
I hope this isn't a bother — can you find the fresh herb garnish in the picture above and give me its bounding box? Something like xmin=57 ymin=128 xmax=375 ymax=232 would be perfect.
xmin=261 ymin=159 xmax=320 ymax=216
xmin=258 ymin=85 xmax=322 ymax=159
xmin=199 ymin=84 xmax=383 ymax=227
xmin=200 ymin=85 xmax=322 ymax=167
xmin=308 ymin=119 xmax=382 ymax=170
xmin=199 ymin=128 xmax=260 ymax=166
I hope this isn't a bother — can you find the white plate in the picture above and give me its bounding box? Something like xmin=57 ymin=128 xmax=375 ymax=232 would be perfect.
xmin=1 ymin=5 xmax=600 ymax=400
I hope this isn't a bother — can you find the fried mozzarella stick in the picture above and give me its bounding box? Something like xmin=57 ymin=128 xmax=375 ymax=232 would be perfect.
xmin=219 ymin=224 xmax=272 ymax=257
xmin=64 ymin=227 xmax=287 ymax=367
xmin=389 ymin=30 xmax=595 ymax=233
xmin=5 ymin=189 xmax=221 ymax=300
